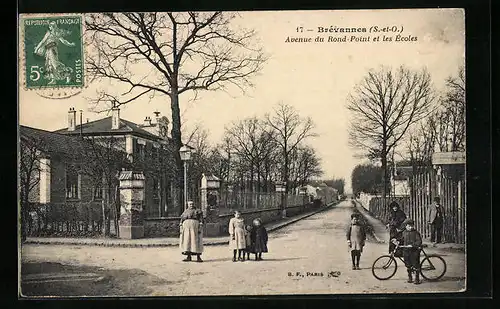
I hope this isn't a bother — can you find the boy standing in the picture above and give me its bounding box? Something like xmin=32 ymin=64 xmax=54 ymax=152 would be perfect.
xmin=398 ymin=219 xmax=423 ymax=284
xmin=346 ymin=213 xmax=367 ymax=270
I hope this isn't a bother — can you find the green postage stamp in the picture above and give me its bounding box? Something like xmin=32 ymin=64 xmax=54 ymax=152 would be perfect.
xmin=22 ymin=15 xmax=84 ymax=89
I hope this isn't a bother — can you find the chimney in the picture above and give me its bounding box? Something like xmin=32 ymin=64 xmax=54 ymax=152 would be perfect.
xmin=68 ymin=107 xmax=76 ymax=131
xmin=143 ymin=116 xmax=152 ymax=126
xmin=153 ymin=111 xmax=161 ymax=124
xmin=111 ymin=106 xmax=120 ymax=130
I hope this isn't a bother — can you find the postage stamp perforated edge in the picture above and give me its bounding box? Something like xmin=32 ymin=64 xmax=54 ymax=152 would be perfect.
xmin=19 ymin=13 xmax=88 ymax=95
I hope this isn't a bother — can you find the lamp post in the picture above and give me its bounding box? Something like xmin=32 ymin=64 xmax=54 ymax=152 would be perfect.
xmin=275 ymin=181 xmax=286 ymax=218
xmin=179 ymin=145 xmax=192 ymax=210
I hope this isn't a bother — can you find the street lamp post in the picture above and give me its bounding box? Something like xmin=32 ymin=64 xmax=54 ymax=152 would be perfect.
xmin=275 ymin=181 xmax=286 ymax=218
xmin=179 ymin=145 xmax=192 ymax=210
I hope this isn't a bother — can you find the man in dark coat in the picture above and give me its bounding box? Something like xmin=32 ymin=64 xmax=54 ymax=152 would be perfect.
xmin=386 ymin=201 xmax=407 ymax=253
xmin=427 ymin=196 xmax=445 ymax=246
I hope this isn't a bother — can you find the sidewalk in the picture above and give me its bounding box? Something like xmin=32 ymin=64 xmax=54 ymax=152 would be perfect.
xmin=25 ymin=202 xmax=338 ymax=248
xmin=354 ymin=200 xmax=465 ymax=252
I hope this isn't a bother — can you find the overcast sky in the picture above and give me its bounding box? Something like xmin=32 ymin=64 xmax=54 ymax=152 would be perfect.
xmin=19 ymin=9 xmax=465 ymax=193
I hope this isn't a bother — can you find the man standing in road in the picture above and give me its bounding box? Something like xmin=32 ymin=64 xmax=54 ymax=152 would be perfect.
xmin=427 ymin=197 xmax=445 ymax=246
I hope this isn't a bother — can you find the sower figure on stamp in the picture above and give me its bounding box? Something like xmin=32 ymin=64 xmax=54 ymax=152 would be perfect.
xmin=34 ymin=21 xmax=75 ymax=85
xmin=179 ymin=201 xmax=204 ymax=262
xmin=427 ymin=196 xmax=445 ymax=246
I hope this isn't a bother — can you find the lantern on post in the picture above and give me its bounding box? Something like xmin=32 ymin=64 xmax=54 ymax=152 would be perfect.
xmin=179 ymin=145 xmax=194 ymax=210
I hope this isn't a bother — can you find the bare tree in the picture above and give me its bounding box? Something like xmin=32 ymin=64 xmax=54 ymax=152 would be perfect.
xmin=79 ymin=136 xmax=130 ymax=237
xmin=403 ymin=65 xmax=465 ymax=174
xmin=19 ymin=135 xmax=48 ymax=241
xmin=265 ymin=103 xmax=317 ymax=193
xmin=347 ymin=65 xmax=435 ymax=198
xmin=85 ymin=12 xmax=267 ymax=214
xmin=290 ymin=145 xmax=323 ymax=188
xmin=405 ymin=115 xmax=438 ymax=176
xmin=440 ymin=66 xmax=466 ymax=151
xmin=224 ymin=117 xmax=275 ymax=192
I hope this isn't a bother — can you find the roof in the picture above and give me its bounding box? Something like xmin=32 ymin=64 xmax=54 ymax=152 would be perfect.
xmin=20 ymin=125 xmax=91 ymax=159
xmin=54 ymin=116 xmax=164 ymax=141
xmin=393 ymin=166 xmax=413 ymax=180
xmin=205 ymin=175 xmax=220 ymax=181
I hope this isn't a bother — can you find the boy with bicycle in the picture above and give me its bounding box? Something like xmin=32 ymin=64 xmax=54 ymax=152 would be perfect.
xmin=393 ymin=219 xmax=423 ymax=284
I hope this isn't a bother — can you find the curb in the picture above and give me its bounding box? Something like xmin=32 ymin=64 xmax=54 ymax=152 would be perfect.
xmin=352 ymin=200 xmax=385 ymax=244
xmin=267 ymin=201 xmax=338 ymax=233
xmin=25 ymin=202 xmax=339 ymax=248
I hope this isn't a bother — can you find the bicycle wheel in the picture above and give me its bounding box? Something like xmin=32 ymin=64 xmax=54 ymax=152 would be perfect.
xmin=372 ymin=255 xmax=398 ymax=280
xmin=420 ymin=255 xmax=447 ymax=281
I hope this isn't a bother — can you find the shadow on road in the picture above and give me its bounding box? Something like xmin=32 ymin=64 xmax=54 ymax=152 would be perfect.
xmin=433 ymin=276 xmax=466 ymax=283
xmin=259 ymin=257 xmax=304 ymax=261
xmin=20 ymin=262 xmax=168 ymax=297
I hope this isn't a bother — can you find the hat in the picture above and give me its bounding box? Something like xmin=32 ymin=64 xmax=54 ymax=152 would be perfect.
xmin=389 ymin=201 xmax=400 ymax=209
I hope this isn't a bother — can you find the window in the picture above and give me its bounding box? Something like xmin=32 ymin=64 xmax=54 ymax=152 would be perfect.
xmin=66 ymin=167 xmax=80 ymax=199
xmin=152 ymin=146 xmax=158 ymax=161
xmin=152 ymin=177 xmax=160 ymax=200
xmin=135 ymin=139 xmax=146 ymax=159
xmin=93 ymin=183 xmax=103 ymax=200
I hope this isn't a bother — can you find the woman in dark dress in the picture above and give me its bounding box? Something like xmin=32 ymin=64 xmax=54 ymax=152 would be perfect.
xmin=386 ymin=201 xmax=407 ymax=254
xmin=250 ymin=218 xmax=268 ymax=261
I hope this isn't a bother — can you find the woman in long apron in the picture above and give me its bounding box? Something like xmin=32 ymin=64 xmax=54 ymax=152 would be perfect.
xmin=179 ymin=201 xmax=204 ymax=262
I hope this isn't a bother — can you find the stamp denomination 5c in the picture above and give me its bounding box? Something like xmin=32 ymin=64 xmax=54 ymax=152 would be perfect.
xmin=22 ymin=15 xmax=84 ymax=90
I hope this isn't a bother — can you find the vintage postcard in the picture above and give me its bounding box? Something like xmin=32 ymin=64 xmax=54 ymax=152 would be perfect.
xmin=18 ymin=9 xmax=466 ymax=297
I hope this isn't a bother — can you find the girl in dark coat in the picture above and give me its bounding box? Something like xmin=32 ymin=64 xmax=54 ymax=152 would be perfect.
xmin=386 ymin=201 xmax=407 ymax=253
xmin=251 ymin=218 xmax=268 ymax=261
xmin=244 ymin=225 xmax=253 ymax=261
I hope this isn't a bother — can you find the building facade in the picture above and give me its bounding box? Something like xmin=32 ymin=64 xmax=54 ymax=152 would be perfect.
xmin=21 ymin=106 xmax=180 ymax=238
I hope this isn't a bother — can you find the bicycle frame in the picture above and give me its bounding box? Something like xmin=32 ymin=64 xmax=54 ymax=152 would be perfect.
xmin=388 ymin=243 xmax=434 ymax=269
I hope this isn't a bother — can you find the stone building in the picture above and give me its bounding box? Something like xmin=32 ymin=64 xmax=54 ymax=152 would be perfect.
xmin=53 ymin=107 xmax=178 ymax=218
xmin=21 ymin=106 xmax=180 ymax=231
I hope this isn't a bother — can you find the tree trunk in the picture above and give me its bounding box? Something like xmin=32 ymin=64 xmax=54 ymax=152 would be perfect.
xmin=114 ymin=185 xmax=120 ymax=238
xmin=21 ymin=189 xmax=29 ymax=242
xmin=101 ymin=198 xmax=106 ymax=236
xmin=170 ymin=91 xmax=184 ymax=216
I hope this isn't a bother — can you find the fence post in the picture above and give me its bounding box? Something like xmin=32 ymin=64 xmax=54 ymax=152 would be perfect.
xmin=118 ymin=171 xmax=145 ymax=239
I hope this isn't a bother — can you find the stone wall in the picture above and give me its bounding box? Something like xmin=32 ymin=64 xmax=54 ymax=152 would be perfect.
xmin=144 ymin=217 xmax=180 ymax=237
xmin=143 ymin=201 xmax=325 ymax=238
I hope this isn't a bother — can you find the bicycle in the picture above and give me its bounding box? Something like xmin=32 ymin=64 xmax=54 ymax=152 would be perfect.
xmin=371 ymin=239 xmax=447 ymax=281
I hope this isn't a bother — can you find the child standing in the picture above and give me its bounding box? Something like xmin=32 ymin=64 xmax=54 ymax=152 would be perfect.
xmin=244 ymin=225 xmax=253 ymax=261
xmin=397 ymin=219 xmax=423 ymax=284
xmin=229 ymin=211 xmax=247 ymax=262
xmin=346 ymin=213 xmax=367 ymax=270
xmin=250 ymin=218 xmax=268 ymax=261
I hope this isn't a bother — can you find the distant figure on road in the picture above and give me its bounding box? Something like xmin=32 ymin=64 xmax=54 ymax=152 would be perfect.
xmin=427 ymin=196 xmax=445 ymax=246
xmin=386 ymin=201 xmax=407 ymax=253
xmin=229 ymin=210 xmax=247 ymax=262
xmin=346 ymin=213 xmax=367 ymax=270
xmin=251 ymin=218 xmax=268 ymax=261
xmin=179 ymin=201 xmax=204 ymax=262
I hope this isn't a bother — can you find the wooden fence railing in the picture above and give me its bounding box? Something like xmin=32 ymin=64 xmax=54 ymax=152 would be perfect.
xmin=368 ymin=171 xmax=465 ymax=244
